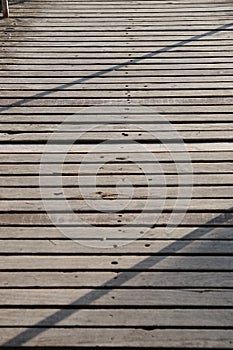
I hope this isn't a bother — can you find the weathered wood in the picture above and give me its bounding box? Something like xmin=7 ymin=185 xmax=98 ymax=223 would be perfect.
xmin=8 ymin=7 xmax=233 ymax=13
xmin=0 ymin=151 xmax=232 ymax=162
xmin=1 ymin=68 xmax=233 ymax=79
xmin=3 ymin=82 xmax=233 ymax=89
xmin=2 ymin=63 xmax=233 ymax=70
xmin=1 ymin=163 xmax=233 ymax=175
xmin=1 ymin=255 xmax=233 ymax=270
xmin=1 ymin=308 xmax=233 ymax=327
xmin=1 ymin=199 xmax=233 ymax=212
xmin=1 ymin=113 xmax=233 ymax=123
xmin=2 ymin=328 xmax=233 ymax=347
xmin=0 ymin=239 xmax=232 ymax=253
xmin=1 ymin=130 xmax=233 ymax=141
xmin=0 ymin=174 xmax=232 ymax=186
xmin=1 ymin=122 xmax=233 ymax=131
xmin=0 ymin=143 xmax=232 ymax=153
xmin=0 ymin=186 xmax=232 ymax=199
xmin=11 ymin=44 xmax=232 ymax=50
xmin=2 ymin=271 xmax=233 ymax=287
xmin=1 ymin=74 xmax=233 ymax=82
xmin=0 ymin=225 xmax=231 ymax=239
xmin=0 ymin=226 xmax=231 ymax=239
xmin=3 ymin=27 xmax=233 ymax=32
xmin=1 ymin=0 xmax=233 ymax=346
xmin=0 ymin=288 xmax=231 ymax=306
xmin=2 ymin=106 xmax=233 ymax=115
xmin=2 ymin=34 xmax=233 ymax=40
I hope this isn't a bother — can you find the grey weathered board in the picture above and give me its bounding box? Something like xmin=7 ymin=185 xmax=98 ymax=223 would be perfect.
xmin=0 ymin=0 xmax=233 ymax=348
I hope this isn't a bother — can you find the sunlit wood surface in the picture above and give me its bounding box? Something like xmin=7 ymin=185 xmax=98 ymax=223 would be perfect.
xmin=0 ymin=0 xmax=233 ymax=347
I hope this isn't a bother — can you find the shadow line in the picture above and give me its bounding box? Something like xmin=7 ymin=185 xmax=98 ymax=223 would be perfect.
xmin=1 ymin=18 xmax=233 ymax=347
xmin=2 ymin=209 xmax=233 ymax=346
xmin=1 ymin=21 xmax=233 ymax=113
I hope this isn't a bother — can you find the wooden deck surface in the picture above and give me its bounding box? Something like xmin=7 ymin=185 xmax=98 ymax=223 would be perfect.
xmin=1 ymin=0 xmax=233 ymax=348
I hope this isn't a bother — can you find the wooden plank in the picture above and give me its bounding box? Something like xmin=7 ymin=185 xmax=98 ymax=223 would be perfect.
xmin=1 ymin=162 xmax=231 ymax=175
xmin=9 ymin=3 xmax=233 ymax=8
xmin=1 ymin=255 xmax=233 ymax=270
xmin=1 ymin=105 xmax=231 ymax=114
xmin=2 ymin=62 xmax=233 ymax=69
xmin=6 ymin=22 xmax=230 ymax=27
xmin=2 ymin=328 xmax=233 ymax=347
xmin=3 ymin=25 xmax=230 ymax=31
xmin=0 ymin=239 xmax=233 ymax=253
xmin=1 ymin=114 xmax=233 ymax=123
xmin=2 ymin=32 xmax=233 ymax=39
xmin=15 ymin=6 xmax=233 ymax=10
xmin=0 ymin=143 xmax=232 ymax=153
xmin=1 ymin=69 xmax=233 ymax=77
xmin=0 ymin=186 xmax=232 ymax=199
xmin=0 ymin=174 xmax=232 ymax=186
xmin=2 ymin=271 xmax=233 ymax=287
xmin=2 ymin=36 xmax=232 ymax=43
xmin=3 ymin=17 xmax=230 ymax=23
xmin=1 ymin=308 xmax=233 ymax=327
xmin=2 ymin=44 xmax=233 ymax=51
xmin=4 ymin=26 xmax=233 ymax=31
xmin=10 ymin=4 xmax=233 ymax=8
xmin=1 ymin=122 xmax=233 ymax=131
xmin=0 ymin=288 xmax=231 ymax=306
xmin=0 ymin=226 xmax=232 ymax=239
xmin=2 ymin=44 xmax=232 ymax=50
xmin=2 ymin=104 xmax=233 ymax=114
xmin=1 ymin=75 xmax=233 ymax=83
xmin=10 ymin=5 xmax=232 ymax=10
xmin=2 ymin=90 xmax=233 ymax=99
xmin=8 ymin=7 xmax=233 ymax=13
xmin=0 ymin=212 xmax=232 ymax=227
xmin=2 ymin=39 xmax=233 ymax=46
xmin=1 ymin=130 xmax=232 ymax=141
xmin=8 ymin=3 xmax=233 ymax=9
xmin=1 ymin=199 xmax=233 ymax=212
xmin=0 ymin=152 xmax=232 ymax=162
xmin=3 ymin=82 xmax=233 ymax=89
xmin=0 ymin=225 xmax=231 ymax=239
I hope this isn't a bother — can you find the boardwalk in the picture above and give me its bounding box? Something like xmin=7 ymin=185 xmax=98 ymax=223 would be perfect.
xmin=0 ymin=0 xmax=233 ymax=347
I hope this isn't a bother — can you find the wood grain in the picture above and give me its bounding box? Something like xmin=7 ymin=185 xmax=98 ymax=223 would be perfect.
xmin=1 ymin=0 xmax=233 ymax=347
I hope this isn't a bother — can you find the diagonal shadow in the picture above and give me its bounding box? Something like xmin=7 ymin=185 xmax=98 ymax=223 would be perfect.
xmin=1 ymin=19 xmax=233 ymax=347
xmin=0 ymin=21 xmax=233 ymax=113
xmin=2 ymin=209 xmax=233 ymax=347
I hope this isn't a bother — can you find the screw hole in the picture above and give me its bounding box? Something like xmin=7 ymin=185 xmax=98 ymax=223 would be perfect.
xmin=111 ymin=261 xmax=119 ymax=265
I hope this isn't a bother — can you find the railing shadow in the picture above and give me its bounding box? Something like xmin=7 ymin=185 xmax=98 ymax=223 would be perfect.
xmin=1 ymin=18 xmax=233 ymax=347
xmin=2 ymin=208 xmax=233 ymax=346
xmin=1 ymin=21 xmax=233 ymax=113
